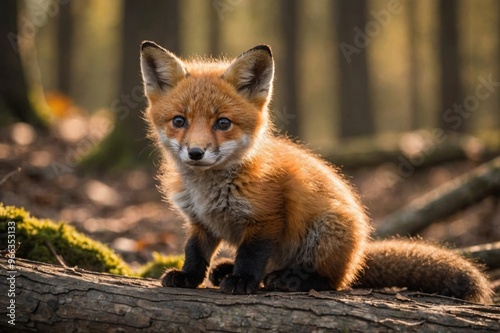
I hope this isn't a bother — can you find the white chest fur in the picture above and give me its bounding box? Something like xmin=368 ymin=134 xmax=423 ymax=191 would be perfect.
xmin=171 ymin=167 xmax=252 ymax=244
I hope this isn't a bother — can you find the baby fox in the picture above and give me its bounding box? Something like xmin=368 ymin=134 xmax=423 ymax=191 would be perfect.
xmin=140 ymin=41 xmax=493 ymax=303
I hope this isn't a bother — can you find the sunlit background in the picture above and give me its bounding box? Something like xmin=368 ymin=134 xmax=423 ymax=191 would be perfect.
xmin=6 ymin=0 xmax=500 ymax=148
xmin=1 ymin=0 xmax=499 ymax=268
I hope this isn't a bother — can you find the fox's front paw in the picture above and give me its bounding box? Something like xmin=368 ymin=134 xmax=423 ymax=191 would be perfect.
xmin=161 ymin=269 xmax=201 ymax=288
xmin=220 ymin=275 xmax=260 ymax=295
xmin=264 ymin=270 xmax=291 ymax=291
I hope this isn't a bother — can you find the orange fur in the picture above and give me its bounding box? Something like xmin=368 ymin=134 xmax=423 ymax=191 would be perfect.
xmin=141 ymin=41 xmax=493 ymax=303
xmin=356 ymin=239 xmax=493 ymax=303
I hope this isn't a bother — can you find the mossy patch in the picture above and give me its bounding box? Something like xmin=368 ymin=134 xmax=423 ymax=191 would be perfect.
xmin=138 ymin=251 xmax=184 ymax=278
xmin=0 ymin=204 xmax=132 ymax=275
xmin=0 ymin=203 xmax=184 ymax=277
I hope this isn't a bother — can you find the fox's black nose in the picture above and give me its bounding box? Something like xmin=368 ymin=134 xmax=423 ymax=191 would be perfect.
xmin=188 ymin=148 xmax=205 ymax=160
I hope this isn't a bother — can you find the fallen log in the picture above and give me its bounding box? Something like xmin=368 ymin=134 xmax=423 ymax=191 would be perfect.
xmin=1 ymin=259 xmax=499 ymax=332
xmin=460 ymin=241 xmax=500 ymax=270
xmin=322 ymin=130 xmax=500 ymax=170
xmin=377 ymin=156 xmax=500 ymax=238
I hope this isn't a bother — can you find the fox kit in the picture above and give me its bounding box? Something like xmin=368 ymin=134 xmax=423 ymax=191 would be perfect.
xmin=140 ymin=41 xmax=493 ymax=303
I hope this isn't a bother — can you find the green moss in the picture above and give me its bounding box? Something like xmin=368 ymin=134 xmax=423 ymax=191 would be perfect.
xmin=0 ymin=203 xmax=186 ymax=278
xmin=0 ymin=204 xmax=132 ymax=275
xmin=138 ymin=251 xmax=184 ymax=278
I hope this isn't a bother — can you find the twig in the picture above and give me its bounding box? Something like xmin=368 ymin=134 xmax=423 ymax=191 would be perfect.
xmin=0 ymin=242 xmax=21 ymax=257
xmin=0 ymin=167 xmax=21 ymax=186
xmin=44 ymin=241 xmax=69 ymax=268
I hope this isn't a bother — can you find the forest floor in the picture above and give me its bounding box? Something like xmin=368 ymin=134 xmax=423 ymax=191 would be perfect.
xmin=1 ymin=121 xmax=500 ymax=298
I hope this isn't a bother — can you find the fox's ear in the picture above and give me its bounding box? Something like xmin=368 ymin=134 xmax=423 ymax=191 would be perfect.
xmin=140 ymin=41 xmax=186 ymax=98
xmin=223 ymin=45 xmax=274 ymax=107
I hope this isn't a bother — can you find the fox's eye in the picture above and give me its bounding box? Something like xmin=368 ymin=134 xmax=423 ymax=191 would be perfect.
xmin=172 ymin=116 xmax=186 ymax=128
xmin=215 ymin=118 xmax=231 ymax=131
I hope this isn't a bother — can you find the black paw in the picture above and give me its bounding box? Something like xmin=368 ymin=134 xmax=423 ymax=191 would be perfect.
xmin=220 ymin=275 xmax=260 ymax=295
xmin=161 ymin=269 xmax=201 ymax=288
xmin=209 ymin=259 xmax=235 ymax=287
xmin=264 ymin=270 xmax=294 ymax=291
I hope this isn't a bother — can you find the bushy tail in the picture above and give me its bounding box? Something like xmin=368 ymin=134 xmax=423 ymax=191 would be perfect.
xmin=354 ymin=239 xmax=493 ymax=304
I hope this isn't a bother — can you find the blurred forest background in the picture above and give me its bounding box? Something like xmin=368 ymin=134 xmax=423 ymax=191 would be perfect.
xmin=1 ymin=0 xmax=500 ymax=273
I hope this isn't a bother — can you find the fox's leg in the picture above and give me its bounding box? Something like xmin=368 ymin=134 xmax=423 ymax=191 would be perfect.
xmin=313 ymin=212 xmax=370 ymax=290
xmin=162 ymin=224 xmax=220 ymax=288
xmin=264 ymin=266 xmax=330 ymax=292
xmin=219 ymin=238 xmax=273 ymax=295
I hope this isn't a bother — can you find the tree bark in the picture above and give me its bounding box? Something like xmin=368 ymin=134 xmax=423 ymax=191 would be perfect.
xmin=1 ymin=259 xmax=499 ymax=332
xmin=377 ymin=156 xmax=500 ymax=238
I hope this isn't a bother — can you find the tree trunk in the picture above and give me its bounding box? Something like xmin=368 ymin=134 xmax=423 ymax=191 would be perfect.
xmin=335 ymin=0 xmax=374 ymax=138
xmin=438 ymin=0 xmax=464 ymax=132
xmin=498 ymin=0 xmax=500 ymax=130
xmin=377 ymin=156 xmax=500 ymax=238
xmin=208 ymin=2 xmax=221 ymax=56
xmin=1 ymin=259 xmax=499 ymax=332
xmin=278 ymin=0 xmax=300 ymax=138
xmin=56 ymin=1 xmax=73 ymax=96
xmin=84 ymin=0 xmax=180 ymax=170
xmin=0 ymin=0 xmax=39 ymax=126
xmin=408 ymin=0 xmax=419 ymax=130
